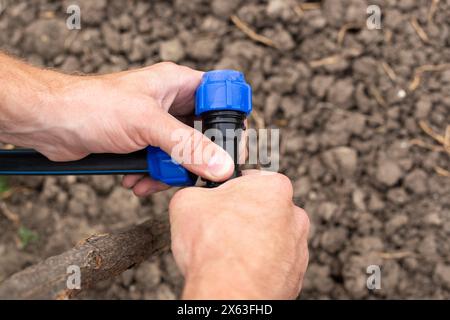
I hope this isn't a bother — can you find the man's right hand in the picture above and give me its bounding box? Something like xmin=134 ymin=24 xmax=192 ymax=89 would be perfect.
xmin=169 ymin=170 xmax=310 ymax=300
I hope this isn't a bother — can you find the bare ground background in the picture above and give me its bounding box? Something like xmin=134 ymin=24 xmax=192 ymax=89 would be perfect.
xmin=0 ymin=0 xmax=449 ymax=299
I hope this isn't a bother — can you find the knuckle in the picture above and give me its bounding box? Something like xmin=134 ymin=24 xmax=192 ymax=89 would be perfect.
xmin=169 ymin=188 xmax=193 ymax=212
xmin=156 ymin=61 xmax=179 ymax=72
xmin=296 ymin=207 xmax=311 ymax=234
xmin=270 ymin=173 xmax=293 ymax=197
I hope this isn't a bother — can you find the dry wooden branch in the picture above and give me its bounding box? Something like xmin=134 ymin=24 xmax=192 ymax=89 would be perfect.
xmin=0 ymin=216 xmax=170 ymax=299
xmin=230 ymin=15 xmax=277 ymax=48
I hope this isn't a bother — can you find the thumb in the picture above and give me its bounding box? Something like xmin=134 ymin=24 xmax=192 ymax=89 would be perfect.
xmin=149 ymin=109 xmax=235 ymax=182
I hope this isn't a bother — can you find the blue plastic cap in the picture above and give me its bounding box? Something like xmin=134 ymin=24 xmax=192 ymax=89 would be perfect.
xmin=146 ymin=147 xmax=197 ymax=186
xmin=195 ymin=70 xmax=252 ymax=116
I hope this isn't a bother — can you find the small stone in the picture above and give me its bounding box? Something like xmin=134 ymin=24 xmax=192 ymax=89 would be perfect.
xmin=129 ymin=36 xmax=151 ymax=62
xmin=403 ymin=169 xmax=428 ymax=194
xmin=90 ymin=175 xmax=115 ymax=194
xmin=211 ymin=0 xmax=241 ymax=17
xmin=264 ymin=93 xmax=281 ymax=120
xmin=159 ymin=38 xmax=185 ymax=62
xmin=435 ymin=264 xmax=450 ymax=289
xmin=385 ymin=214 xmax=408 ymax=234
xmin=423 ymin=212 xmax=442 ymax=226
xmin=346 ymin=113 xmax=366 ymax=135
xmin=418 ymin=235 xmax=437 ymax=256
xmin=327 ymin=78 xmax=355 ymax=108
xmin=368 ymin=193 xmax=385 ymax=212
xmin=186 ymin=37 xmax=219 ymax=60
xmin=155 ymin=284 xmax=177 ymax=300
xmin=60 ymin=56 xmax=80 ymax=73
xmin=102 ymin=23 xmax=121 ymax=53
xmin=302 ymin=264 xmax=334 ymax=293
xmin=121 ymin=269 xmax=134 ymax=287
xmin=266 ymin=0 xmax=291 ymax=19
xmin=68 ymin=0 xmax=107 ymax=24
xmin=270 ymin=26 xmax=295 ymax=51
xmin=397 ymin=89 xmax=406 ymax=99
xmin=352 ymin=189 xmax=366 ymax=211
xmin=293 ymin=177 xmax=311 ymax=198
xmin=320 ymin=227 xmax=348 ymax=253
xmin=311 ymin=75 xmax=334 ymax=98
xmin=135 ymin=261 xmax=162 ymax=289
xmin=376 ymin=161 xmax=403 ymax=187
xmin=387 ymin=188 xmax=408 ymax=204
xmin=322 ymin=147 xmax=358 ymax=176
xmin=415 ymin=98 xmax=432 ymax=118
xmin=103 ymin=187 xmax=140 ymax=222
xmin=284 ymin=135 xmax=303 ymax=154
xmin=317 ymin=202 xmax=338 ymax=221
xmin=281 ymin=96 xmax=304 ymax=117
xmin=24 ymin=19 xmax=69 ymax=60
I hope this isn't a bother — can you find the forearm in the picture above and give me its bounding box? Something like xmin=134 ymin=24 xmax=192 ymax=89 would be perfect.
xmin=0 ymin=53 xmax=82 ymax=153
xmin=0 ymin=53 xmax=64 ymax=136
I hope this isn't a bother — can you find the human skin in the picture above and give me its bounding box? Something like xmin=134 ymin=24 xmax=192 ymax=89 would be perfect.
xmin=0 ymin=53 xmax=310 ymax=299
xmin=0 ymin=53 xmax=234 ymax=196
xmin=170 ymin=170 xmax=310 ymax=299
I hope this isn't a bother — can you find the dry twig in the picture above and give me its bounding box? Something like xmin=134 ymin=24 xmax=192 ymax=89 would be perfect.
xmin=419 ymin=121 xmax=446 ymax=145
xmin=428 ymin=0 xmax=440 ymax=23
xmin=410 ymin=17 xmax=430 ymax=43
xmin=0 ymin=202 xmax=20 ymax=227
xmin=409 ymin=139 xmax=445 ymax=153
xmin=381 ymin=61 xmax=398 ymax=83
xmin=231 ymin=15 xmax=277 ymax=48
xmin=309 ymin=55 xmax=342 ymax=68
xmin=409 ymin=63 xmax=450 ymax=91
xmin=291 ymin=1 xmax=304 ymax=17
xmin=337 ymin=23 xmax=363 ymax=46
xmin=368 ymin=85 xmax=387 ymax=108
xmin=298 ymin=2 xmax=321 ymax=11
xmin=444 ymin=125 xmax=450 ymax=153
xmin=435 ymin=166 xmax=450 ymax=178
xmin=378 ymin=251 xmax=414 ymax=260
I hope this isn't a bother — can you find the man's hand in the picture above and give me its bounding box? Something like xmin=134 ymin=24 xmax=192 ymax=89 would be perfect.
xmin=0 ymin=54 xmax=234 ymax=196
xmin=169 ymin=171 xmax=310 ymax=300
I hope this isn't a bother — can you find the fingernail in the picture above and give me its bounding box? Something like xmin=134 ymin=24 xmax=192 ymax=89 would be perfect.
xmin=207 ymin=150 xmax=233 ymax=179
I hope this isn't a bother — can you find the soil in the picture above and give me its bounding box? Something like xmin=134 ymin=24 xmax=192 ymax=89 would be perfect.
xmin=0 ymin=0 xmax=449 ymax=299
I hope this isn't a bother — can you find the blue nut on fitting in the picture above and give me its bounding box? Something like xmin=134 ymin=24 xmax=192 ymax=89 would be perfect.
xmin=195 ymin=70 xmax=252 ymax=116
xmin=146 ymin=146 xmax=197 ymax=186
xmin=146 ymin=70 xmax=252 ymax=187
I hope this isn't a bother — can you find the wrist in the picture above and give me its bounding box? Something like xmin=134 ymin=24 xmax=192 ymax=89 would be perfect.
xmin=182 ymin=261 xmax=267 ymax=300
